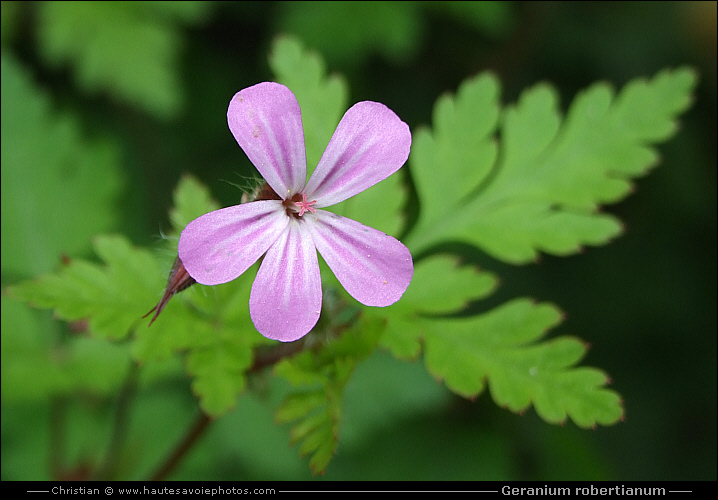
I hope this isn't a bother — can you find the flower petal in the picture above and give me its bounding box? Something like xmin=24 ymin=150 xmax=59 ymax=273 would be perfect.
xmin=250 ymin=221 xmax=322 ymax=342
xmin=306 ymin=210 xmax=413 ymax=306
xmin=178 ymin=201 xmax=288 ymax=286
xmin=304 ymin=101 xmax=411 ymax=207
xmin=227 ymin=82 xmax=307 ymax=197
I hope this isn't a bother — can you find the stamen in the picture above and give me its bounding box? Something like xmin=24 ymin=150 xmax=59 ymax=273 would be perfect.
xmin=295 ymin=193 xmax=317 ymax=217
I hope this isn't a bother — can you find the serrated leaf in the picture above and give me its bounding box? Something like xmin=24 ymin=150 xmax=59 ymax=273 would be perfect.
xmin=274 ymin=382 xmax=339 ymax=474
xmin=401 ymin=255 xmax=498 ymax=314
xmin=273 ymin=316 xmax=383 ymax=473
xmin=291 ymin=409 xmax=332 ymax=446
xmin=6 ymin=235 xmax=164 ymax=340
xmin=405 ymin=68 xmax=698 ymax=262
xmin=6 ymin=228 xmax=223 ymax=361
xmin=422 ymin=299 xmax=623 ymax=428
xmin=275 ymin=392 xmax=328 ymax=423
xmin=409 ymin=74 xmax=500 ymax=236
xmin=1 ymin=52 xmax=123 ymax=276
xmin=268 ymin=35 xmax=348 ymax=173
xmin=186 ymin=325 xmax=254 ymax=417
xmin=377 ymin=255 xmax=498 ymax=359
xmin=36 ymin=2 xmax=210 ymax=119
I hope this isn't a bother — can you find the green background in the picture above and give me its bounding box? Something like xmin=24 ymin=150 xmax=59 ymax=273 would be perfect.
xmin=2 ymin=1 xmax=715 ymax=480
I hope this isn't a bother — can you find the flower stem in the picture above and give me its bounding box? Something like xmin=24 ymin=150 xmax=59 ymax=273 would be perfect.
xmin=49 ymin=396 xmax=67 ymax=479
xmin=93 ymin=362 xmax=140 ymax=480
xmin=149 ymin=412 xmax=213 ymax=481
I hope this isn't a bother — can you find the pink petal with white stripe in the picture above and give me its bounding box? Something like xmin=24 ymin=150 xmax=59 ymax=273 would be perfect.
xmin=306 ymin=210 xmax=413 ymax=306
xmin=227 ymin=82 xmax=307 ymax=198
xmin=304 ymin=101 xmax=411 ymax=207
xmin=178 ymin=200 xmax=288 ymax=286
xmin=249 ymin=221 xmax=322 ymax=342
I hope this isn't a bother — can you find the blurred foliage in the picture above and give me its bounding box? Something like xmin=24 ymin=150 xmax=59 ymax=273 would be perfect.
xmin=36 ymin=1 xmax=211 ymax=119
xmin=1 ymin=0 xmax=715 ymax=481
xmin=1 ymin=53 xmax=124 ymax=277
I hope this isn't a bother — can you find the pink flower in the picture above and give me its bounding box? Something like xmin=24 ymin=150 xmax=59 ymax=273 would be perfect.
xmin=178 ymin=82 xmax=413 ymax=342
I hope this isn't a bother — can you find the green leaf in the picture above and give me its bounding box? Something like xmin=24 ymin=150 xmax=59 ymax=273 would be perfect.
xmin=185 ymin=323 xmax=254 ymax=417
xmin=1 ymin=52 xmax=123 ymax=276
xmin=377 ymin=255 xmax=498 ymax=359
xmin=181 ymin=262 xmax=268 ymax=417
xmin=373 ymin=252 xmax=622 ymax=427
xmin=269 ymin=35 xmax=348 ymax=173
xmin=36 ymin=2 xmax=211 ymax=119
xmin=408 ymin=73 xmax=501 ymax=243
xmin=274 ymin=315 xmax=384 ymax=473
xmin=422 ymin=299 xmax=623 ymax=428
xmin=6 ymin=235 xmax=164 ymax=340
xmin=169 ymin=173 xmax=222 ymax=235
xmin=405 ymin=68 xmax=698 ymax=262
xmin=401 ymin=255 xmax=498 ymax=314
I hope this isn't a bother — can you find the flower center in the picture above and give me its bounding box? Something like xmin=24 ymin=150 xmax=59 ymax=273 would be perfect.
xmin=283 ymin=193 xmax=317 ymax=218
